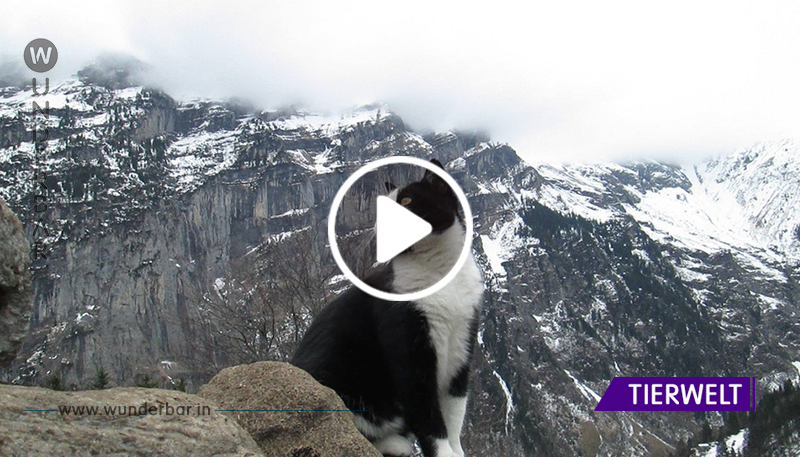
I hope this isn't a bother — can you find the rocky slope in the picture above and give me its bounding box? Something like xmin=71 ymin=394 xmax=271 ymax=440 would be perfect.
xmin=1 ymin=68 xmax=798 ymax=456
xmin=0 ymin=361 xmax=378 ymax=457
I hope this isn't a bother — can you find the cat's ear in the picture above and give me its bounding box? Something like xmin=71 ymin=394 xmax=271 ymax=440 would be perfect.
xmin=422 ymin=159 xmax=449 ymax=194
xmin=384 ymin=182 xmax=397 ymax=193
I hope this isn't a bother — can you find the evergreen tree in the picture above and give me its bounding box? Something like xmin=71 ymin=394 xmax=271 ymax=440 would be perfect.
xmin=91 ymin=368 xmax=110 ymax=390
xmin=42 ymin=370 xmax=64 ymax=391
xmin=725 ymin=409 xmax=741 ymax=435
xmin=745 ymin=377 xmax=800 ymax=454
xmin=700 ymin=420 xmax=713 ymax=443
xmin=135 ymin=373 xmax=160 ymax=388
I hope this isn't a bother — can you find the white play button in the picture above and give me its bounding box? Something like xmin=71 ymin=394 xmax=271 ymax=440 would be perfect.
xmin=328 ymin=156 xmax=474 ymax=301
xmin=375 ymin=195 xmax=432 ymax=263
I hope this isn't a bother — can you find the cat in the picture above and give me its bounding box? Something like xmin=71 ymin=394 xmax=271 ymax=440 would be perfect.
xmin=291 ymin=159 xmax=484 ymax=457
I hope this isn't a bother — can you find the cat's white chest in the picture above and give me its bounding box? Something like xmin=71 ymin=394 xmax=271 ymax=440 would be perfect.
xmin=415 ymin=256 xmax=483 ymax=392
xmin=390 ymin=222 xmax=484 ymax=392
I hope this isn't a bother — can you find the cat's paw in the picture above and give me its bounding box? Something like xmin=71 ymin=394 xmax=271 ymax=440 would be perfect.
xmin=448 ymin=441 xmax=464 ymax=457
xmin=374 ymin=434 xmax=413 ymax=456
xmin=434 ymin=438 xmax=463 ymax=457
xmin=440 ymin=450 xmax=464 ymax=457
xmin=448 ymin=446 xmax=464 ymax=457
xmin=436 ymin=450 xmax=462 ymax=457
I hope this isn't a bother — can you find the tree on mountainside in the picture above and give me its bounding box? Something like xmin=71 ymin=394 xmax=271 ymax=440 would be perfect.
xmin=185 ymin=228 xmax=337 ymax=376
xmin=91 ymin=367 xmax=110 ymax=389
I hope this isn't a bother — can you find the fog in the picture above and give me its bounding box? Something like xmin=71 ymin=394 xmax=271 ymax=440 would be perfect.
xmin=3 ymin=0 xmax=800 ymax=164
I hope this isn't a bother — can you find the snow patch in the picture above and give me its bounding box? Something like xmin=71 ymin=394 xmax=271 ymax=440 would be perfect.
xmin=75 ymin=313 xmax=94 ymax=325
xmin=675 ymin=266 xmax=712 ymax=283
xmin=115 ymin=86 xmax=144 ymax=99
xmin=697 ymin=140 xmax=800 ymax=258
xmin=268 ymin=105 xmax=390 ymax=136
xmin=480 ymin=213 xmax=533 ymax=280
xmin=564 ymin=369 xmax=602 ymax=403
xmin=492 ymin=370 xmax=515 ymax=432
xmin=272 ymin=207 xmax=310 ymax=218
xmin=167 ymin=129 xmax=239 ymax=192
xmin=726 ymin=429 xmax=746 ymax=455
xmin=757 ymin=294 xmax=783 ymax=310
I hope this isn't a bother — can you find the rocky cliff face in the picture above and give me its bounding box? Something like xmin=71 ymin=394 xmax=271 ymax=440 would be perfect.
xmin=1 ymin=72 xmax=798 ymax=456
xmin=0 ymin=197 xmax=32 ymax=364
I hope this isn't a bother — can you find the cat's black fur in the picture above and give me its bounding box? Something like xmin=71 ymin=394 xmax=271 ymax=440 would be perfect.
xmin=291 ymin=159 xmax=483 ymax=457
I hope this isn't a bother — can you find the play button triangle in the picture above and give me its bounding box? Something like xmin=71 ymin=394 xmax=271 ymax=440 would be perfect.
xmin=376 ymin=195 xmax=433 ymax=263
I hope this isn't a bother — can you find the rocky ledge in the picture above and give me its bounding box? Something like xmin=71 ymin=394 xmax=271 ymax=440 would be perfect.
xmin=199 ymin=362 xmax=382 ymax=457
xmin=0 ymin=362 xmax=380 ymax=457
xmin=0 ymin=197 xmax=32 ymax=365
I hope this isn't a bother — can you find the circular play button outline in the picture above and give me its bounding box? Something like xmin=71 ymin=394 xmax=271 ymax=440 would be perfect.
xmin=327 ymin=156 xmax=474 ymax=301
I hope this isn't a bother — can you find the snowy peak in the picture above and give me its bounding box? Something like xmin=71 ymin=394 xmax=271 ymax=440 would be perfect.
xmin=0 ymin=78 xmax=143 ymax=118
xmin=0 ymin=77 xmax=406 ymax=208
xmin=510 ymin=152 xmax=798 ymax=263
xmin=264 ymin=104 xmax=395 ymax=135
xmin=695 ymin=140 xmax=800 ymax=257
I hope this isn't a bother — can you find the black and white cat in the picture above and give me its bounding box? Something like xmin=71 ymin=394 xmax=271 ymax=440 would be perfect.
xmin=291 ymin=159 xmax=483 ymax=457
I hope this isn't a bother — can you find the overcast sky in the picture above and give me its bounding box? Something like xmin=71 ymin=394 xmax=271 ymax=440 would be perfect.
xmin=3 ymin=0 xmax=800 ymax=163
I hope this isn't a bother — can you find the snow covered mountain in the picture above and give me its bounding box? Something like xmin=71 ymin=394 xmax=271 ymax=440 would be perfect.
xmin=1 ymin=68 xmax=798 ymax=456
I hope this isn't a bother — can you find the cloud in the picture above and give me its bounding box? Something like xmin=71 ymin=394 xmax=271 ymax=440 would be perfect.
xmin=2 ymin=0 xmax=800 ymax=163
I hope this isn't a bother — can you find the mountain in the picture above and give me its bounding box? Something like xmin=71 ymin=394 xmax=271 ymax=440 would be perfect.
xmin=1 ymin=72 xmax=798 ymax=456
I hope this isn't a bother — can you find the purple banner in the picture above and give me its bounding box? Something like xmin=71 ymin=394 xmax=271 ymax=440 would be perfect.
xmin=594 ymin=377 xmax=753 ymax=411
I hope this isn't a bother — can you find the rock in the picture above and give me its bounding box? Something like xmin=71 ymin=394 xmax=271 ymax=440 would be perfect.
xmin=198 ymin=361 xmax=382 ymax=457
xmin=0 ymin=384 xmax=264 ymax=456
xmin=0 ymin=197 xmax=32 ymax=365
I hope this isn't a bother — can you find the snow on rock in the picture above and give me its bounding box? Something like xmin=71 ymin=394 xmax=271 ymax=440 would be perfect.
xmin=696 ymin=429 xmax=747 ymax=457
xmin=480 ymin=213 xmax=536 ymax=281
xmin=481 ymin=234 xmax=507 ymax=276
xmin=523 ymin=163 xmax=618 ymax=222
xmin=267 ymin=105 xmax=391 ymax=136
xmin=492 ymin=369 xmax=515 ymax=432
xmin=564 ymin=369 xmax=602 ymax=404
xmin=696 ymin=139 xmax=800 ymax=258
xmin=272 ymin=208 xmax=310 ymax=218
xmin=726 ymin=429 xmax=746 ymax=455
xmin=114 ymin=86 xmax=144 ymax=99
xmin=622 ymin=185 xmax=749 ymax=254
xmin=167 ymin=130 xmax=239 ymax=192
xmin=0 ymin=79 xmax=94 ymax=117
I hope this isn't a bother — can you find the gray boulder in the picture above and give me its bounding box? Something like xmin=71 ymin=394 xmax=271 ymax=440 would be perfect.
xmin=0 ymin=197 xmax=32 ymax=365
xmin=198 ymin=361 xmax=382 ymax=457
xmin=0 ymin=384 xmax=264 ymax=456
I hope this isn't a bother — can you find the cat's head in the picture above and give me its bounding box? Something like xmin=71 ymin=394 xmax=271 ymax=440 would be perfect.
xmin=384 ymin=159 xmax=461 ymax=234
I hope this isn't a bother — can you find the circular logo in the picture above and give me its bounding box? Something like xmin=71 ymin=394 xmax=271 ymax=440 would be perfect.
xmin=327 ymin=156 xmax=474 ymax=301
xmin=24 ymin=39 xmax=58 ymax=73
